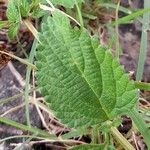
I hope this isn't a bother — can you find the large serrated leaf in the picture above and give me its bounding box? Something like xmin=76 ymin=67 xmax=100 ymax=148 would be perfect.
xmin=51 ymin=0 xmax=84 ymax=8
xmin=36 ymin=11 xmax=137 ymax=128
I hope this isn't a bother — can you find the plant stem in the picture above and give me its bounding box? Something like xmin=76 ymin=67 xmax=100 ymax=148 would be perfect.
xmin=16 ymin=35 xmax=28 ymax=58
xmin=75 ymin=0 xmax=84 ymax=28
xmin=128 ymin=108 xmax=150 ymax=149
xmin=115 ymin=0 xmax=121 ymax=59
xmin=111 ymin=8 xmax=150 ymax=26
xmin=134 ymin=81 xmax=150 ymax=91
xmin=0 ymin=135 xmax=44 ymax=143
xmin=0 ymin=50 xmax=36 ymax=69
xmin=91 ymin=126 xmax=99 ymax=144
xmin=110 ymin=126 xmax=135 ymax=150
xmin=39 ymin=4 xmax=80 ymax=26
xmin=23 ymin=19 xmax=40 ymax=43
xmin=0 ymin=117 xmax=55 ymax=138
xmin=100 ymin=3 xmax=132 ymax=14
xmin=0 ymin=88 xmax=36 ymax=105
xmin=24 ymin=39 xmax=37 ymax=127
xmin=136 ymin=0 xmax=150 ymax=80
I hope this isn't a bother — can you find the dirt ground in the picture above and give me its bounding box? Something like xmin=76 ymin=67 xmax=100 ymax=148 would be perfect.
xmin=0 ymin=0 xmax=149 ymax=149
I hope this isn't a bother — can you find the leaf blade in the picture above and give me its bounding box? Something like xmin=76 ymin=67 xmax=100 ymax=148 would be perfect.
xmin=36 ymin=11 xmax=137 ymax=128
xmin=6 ymin=0 xmax=20 ymax=22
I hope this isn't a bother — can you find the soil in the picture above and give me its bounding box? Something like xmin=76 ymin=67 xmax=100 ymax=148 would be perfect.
xmin=0 ymin=0 xmax=149 ymax=150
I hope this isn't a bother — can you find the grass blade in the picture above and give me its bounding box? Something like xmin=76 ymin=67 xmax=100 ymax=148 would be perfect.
xmin=128 ymin=108 xmax=150 ymax=149
xmin=136 ymin=0 xmax=150 ymax=81
xmin=0 ymin=117 xmax=56 ymax=138
xmin=134 ymin=81 xmax=150 ymax=91
xmin=111 ymin=8 xmax=150 ymax=26
xmin=24 ymin=39 xmax=37 ymax=127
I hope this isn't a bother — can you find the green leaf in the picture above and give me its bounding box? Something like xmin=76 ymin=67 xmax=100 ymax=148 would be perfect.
xmin=6 ymin=0 xmax=20 ymax=22
xmin=30 ymin=0 xmax=47 ymax=18
xmin=31 ymin=7 xmax=47 ymax=18
xmin=112 ymin=8 xmax=150 ymax=25
xmin=36 ymin=11 xmax=137 ymax=128
xmin=51 ymin=0 xmax=84 ymax=8
xmin=17 ymin=0 xmax=30 ymax=17
xmin=134 ymin=81 xmax=150 ymax=91
xmin=69 ymin=144 xmax=105 ymax=150
xmin=8 ymin=23 xmax=20 ymax=39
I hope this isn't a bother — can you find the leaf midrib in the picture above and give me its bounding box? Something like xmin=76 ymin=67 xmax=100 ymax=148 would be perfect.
xmin=47 ymin=24 xmax=110 ymax=119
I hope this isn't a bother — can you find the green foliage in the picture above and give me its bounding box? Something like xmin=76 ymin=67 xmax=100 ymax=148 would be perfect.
xmin=30 ymin=0 xmax=47 ymax=18
xmin=5 ymin=0 xmax=48 ymax=38
xmin=6 ymin=0 xmax=20 ymax=22
xmin=6 ymin=0 xmax=32 ymax=19
xmin=8 ymin=23 xmax=20 ymax=39
xmin=51 ymin=0 xmax=84 ymax=8
xmin=17 ymin=0 xmax=30 ymax=17
xmin=5 ymin=0 xmax=85 ymax=39
xmin=112 ymin=8 xmax=150 ymax=25
xmin=0 ymin=117 xmax=56 ymax=138
xmin=36 ymin=11 xmax=137 ymax=128
xmin=6 ymin=0 xmax=21 ymax=39
xmin=1 ymin=0 xmax=150 ymax=149
xmin=69 ymin=144 xmax=105 ymax=150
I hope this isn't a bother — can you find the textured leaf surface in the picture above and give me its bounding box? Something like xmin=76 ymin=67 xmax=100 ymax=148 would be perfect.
xmin=51 ymin=0 xmax=84 ymax=8
xmin=8 ymin=23 xmax=20 ymax=39
xmin=19 ymin=0 xmax=30 ymax=17
xmin=36 ymin=11 xmax=137 ymax=128
xmin=6 ymin=0 xmax=20 ymax=22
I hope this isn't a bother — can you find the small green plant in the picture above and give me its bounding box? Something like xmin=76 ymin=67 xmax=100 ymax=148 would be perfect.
xmin=0 ymin=0 xmax=150 ymax=149
xmin=37 ymin=11 xmax=137 ymax=128
xmin=36 ymin=10 xmax=150 ymax=149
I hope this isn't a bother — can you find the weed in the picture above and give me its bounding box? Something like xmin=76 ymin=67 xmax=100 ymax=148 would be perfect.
xmin=0 ymin=0 xmax=150 ymax=149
